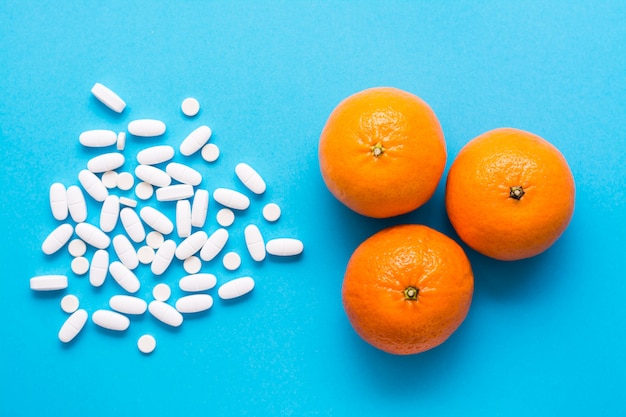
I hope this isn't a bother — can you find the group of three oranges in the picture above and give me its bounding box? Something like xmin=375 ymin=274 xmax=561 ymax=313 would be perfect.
xmin=318 ymin=87 xmax=575 ymax=355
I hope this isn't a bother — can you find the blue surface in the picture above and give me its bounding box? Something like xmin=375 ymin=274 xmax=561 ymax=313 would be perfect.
xmin=1 ymin=1 xmax=625 ymax=416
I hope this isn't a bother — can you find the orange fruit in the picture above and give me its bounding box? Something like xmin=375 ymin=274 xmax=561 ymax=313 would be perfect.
xmin=318 ymin=87 xmax=446 ymax=218
xmin=445 ymin=128 xmax=576 ymax=261
xmin=342 ymin=224 xmax=474 ymax=355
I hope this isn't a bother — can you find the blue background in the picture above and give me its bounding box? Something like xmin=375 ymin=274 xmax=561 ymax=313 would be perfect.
xmin=1 ymin=1 xmax=625 ymax=416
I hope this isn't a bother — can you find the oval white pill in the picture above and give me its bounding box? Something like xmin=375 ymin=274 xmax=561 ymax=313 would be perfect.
xmin=116 ymin=172 xmax=135 ymax=191
xmin=42 ymin=223 xmax=74 ymax=255
xmin=128 ymin=119 xmax=166 ymax=137
xmin=201 ymin=143 xmax=220 ymax=162
xmin=137 ymin=246 xmax=155 ymax=264
xmin=179 ymin=273 xmax=217 ymax=292
xmin=49 ymin=182 xmax=68 ymax=221
xmin=100 ymin=195 xmax=120 ymax=233
xmin=266 ymin=238 xmax=304 ymax=257
xmin=92 ymin=309 xmax=130 ymax=331
xmin=152 ymin=283 xmax=171 ymax=302
xmin=199 ymin=228 xmax=229 ymax=261
xmin=68 ymin=239 xmax=87 ymax=257
xmin=66 ymin=185 xmax=88 ymax=223
xmin=223 ymin=252 xmax=241 ymax=271
xmin=79 ymin=129 xmax=117 ymax=147
xmin=109 ymin=261 xmax=140 ymax=293
xmin=101 ymin=171 xmax=118 ymax=189
xmin=155 ymin=184 xmax=194 ymax=202
xmin=176 ymin=294 xmax=213 ymax=314
xmin=78 ymin=169 xmax=109 ymax=202
xmin=180 ymin=125 xmax=212 ymax=156
xmin=176 ymin=199 xmax=192 ymax=238
xmin=190 ymin=189 xmax=209 ymax=228
xmin=175 ymin=231 xmax=208 ymax=260
xmin=136 ymin=145 xmax=175 ymax=165
xmin=146 ymin=231 xmax=164 ymax=249
xmin=262 ymin=203 xmax=281 ymax=222
xmin=61 ymin=294 xmax=80 ymax=314
xmin=91 ymin=83 xmax=126 ymax=113
xmin=183 ymin=256 xmax=202 ymax=274
xmin=235 ymin=163 xmax=266 ymax=195
xmin=75 ymin=222 xmax=111 ymax=249
xmin=58 ymin=309 xmax=88 ymax=343
xmin=119 ymin=196 xmax=138 ymax=207
xmin=148 ymin=301 xmax=183 ymax=327
xmin=137 ymin=334 xmax=157 ymax=354
xmin=89 ymin=249 xmax=109 ymax=287
xmin=109 ymin=295 xmax=147 ymax=315
xmin=112 ymin=234 xmax=139 ymax=270
xmin=151 ymin=239 xmax=177 ymax=276
xmin=120 ymin=208 xmax=146 ymax=243
xmin=30 ymin=275 xmax=68 ymax=291
xmin=71 ymin=256 xmax=90 ymax=275
xmin=216 ymin=208 xmax=235 ymax=227
xmin=166 ymin=162 xmax=202 ymax=186
xmin=181 ymin=97 xmax=200 ymax=117
xmin=116 ymin=131 xmax=126 ymax=151
xmin=213 ymin=188 xmax=250 ymax=210
xmin=135 ymin=182 xmax=154 ymax=200
xmin=134 ymin=165 xmax=171 ymax=188
xmin=87 ymin=152 xmax=125 ymax=173
xmin=244 ymin=224 xmax=266 ymax=262
xmin=218 ymin=277 xmax=255 ymax=300
xmin=140 ymin=206 xmax=174 ymax=235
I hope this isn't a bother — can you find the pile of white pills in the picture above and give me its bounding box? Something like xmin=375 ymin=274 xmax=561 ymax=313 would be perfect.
xmin=30 ymin=82 xmax=304 ymax=354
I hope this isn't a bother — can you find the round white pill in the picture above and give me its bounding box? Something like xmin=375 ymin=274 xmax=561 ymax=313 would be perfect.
xmin=60 ymin=294 xmax=80 ymax=314
xmin=117 ymin=172 xmax=135 ymax=191
xmin=135 ymin=181 xmax=154 ymax=200
xmin=152 ymin=283 xmax=171 ymax=302
xmin=262 ymin=203 xmax=281 ymax=222
xmin=71 ymin=256 xmax=90 ymax=275
xmin=201 ymin=143 xmax=220 ymax=162
xmin=146 ymin=231 xmax=164 ymax=249
xmin=216 ymin=208 xmax=235 ymax=227
xmin=223 ymin=252 xmax=241 ymax=271
xmin=181 ymin=97 xmax=200 ymax=117
xmin=137 ymin=334 xmax=156 ymax=354
xmin=117 ymin=131 xmax=127 ymax=151
xmin=137 ymin=246 xmax=156 ymax=264
xmin=101 ymin=171 xmax=119 ymax=189
xmin=68 ymin=239 xmax=87 ymax=257
xmin=183 ymin=256 xmax=202 ymax=274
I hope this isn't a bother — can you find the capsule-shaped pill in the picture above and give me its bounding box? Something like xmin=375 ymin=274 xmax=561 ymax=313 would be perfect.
xmin=266 ymin=238 xmax=304 ymax=256
xmin=128 ymin=119 xmax=166 ymax=137
xmin=41 ymin=223 xmax=74 ymax=255
xmin=139 ymin=206 xmax=174 ymax=235
xmin=109 ymin=261 xmax=140 ymax=293
xmin=49 ymin=183 xmax=68 ymax=221
xmin=100 ymin=195 xmax=120 ymax=232
xmin=78 ymin=169 xmax=109 ymax=202
xmin=92 ymin=309 xmax=130 ymax=331
xmin=75 ymin=222 xmax=111 ymax=249
xmin=58 ymin=309 xmax=88 ymax=343
xmin=166 ymin=162 xmax=202 ymax=186
xmin=30 ymin=275 xmax=68 ymax=291
xmin=87 ymin=152 xmax=125 ymax=173
xmin=79 ymin=129 xmax=118 ymax=147
xmin=109 ymin=295 xmax=147 ymax=315
xmin=235 ymin=163 xmax=266 ymax=195
xmin=175 ymin=294 xmax=213 ymax=314
xmin=112 ymin=235 xmax=138 ymax=270
xmin=66 ymin=185 xmax=88 ymax=223
xmin=120 ymin=208 xmax=146 ymax=243
xmin=175 ymin=231 xmax=208 ymax=260
xmin=218 ymin=277 xmax=255 ymax=300
xmin=179 ymin=125 xmax=212 ymax=156
xmin=148 ymin=301 xmax=183 ymax=327
xmin=199 ymin=228 xmax=229 ymax=261
xmin=151 ymin=239 xmax=177 ymax=276
xmin=190 ymin=189 xmax=209 ymax=228
xmin=178 ymin=273 xmax=217 ymax=292
xmin=136 ymin=145 xmax=175 ymax=165
xmin=155 ymin=184 xmax=194 ymax=202
xmin=244 ymin=224 xmax=266 ymax=262
xmin=176 ymin=200 xmax=191 ymax=238
xmin=89 ymin=249 xmax=109 ymax=287
xmin=213 ymin=188 xmax=250 ymax=210
xmin=91 ymin=83 xmax=126 ymax=113
xmin=135 ymin=165 xmax=172 ymax=188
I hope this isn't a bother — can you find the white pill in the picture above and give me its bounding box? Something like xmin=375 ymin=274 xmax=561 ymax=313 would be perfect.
xmin=179 ymin=273 xmax=217 ymax=292
xmin=128 ymin=119 xmax=166 ymax=137
xmin=87 ymin=152 xmax=125 ymax=173
xmin=146 ymin=231 xmax=164 ymax=249
xmin=235 ymin=163 xmax=266 ymax=195
xmin=60 ymin=294 xmax=80 ymax=314
xmin=140 ymin=206 xmax=174 ymax=235
xmin=137 ymin=246 xmax=155 ymax=264
xmin=199 ymin=228 xmax=229 ymax=261
xmin=66 ymin=185 xmax=87 ymax=223
xmin=175 ymin=231 xmax=208 ymax=260
xmin=137 ymin=334 xmax=157 ymax=354
xmin=116 ymin=172 xmax=135 ymax=191
xmin=109 ymin=261 xmax=140 ymax=293
xmin=101 ymin=171 xmax=118 ymax=189
xmin=176 ymin=199 xmax=192 ymax=238
xmin=68 ymin=239 xmax=87 ymax=257
xmin=244 ymin=224 xmax=266 ymax=262
xmin=183 ymin=256 xmax=202 ymax=274
xmin=216 ymin=208 xmax=235 ymax=227
xmin=222 ymin=252 xmax=241 ymax=271
xmin=71 ymin=256 xmax=90 ymax=275
xmin=91 ymin=83 xmax=126 ymax=113
xmin=136 ymin=145 xmax=175 ymax=165
xmin=176 ymin=294 xmax=213 ymax=314
xmin=166 ymin=162 xmax=202 ymax=186
xmin=218 ymin=277 xmax=255 ymax=300
xmin=266 ymin=238 xmax=304 ymax=256
xmin=100 ymin=195 xmax=120 ymax=232
xmin=75 ymin=222 xmax=111 ymax=249
xmin=49 ymin=182 xmax=68 ymax=221
xmin=190 ymin=189 xmax=209 ymax=227
xmin=135 ymin=182 xmax=154 ymax=200
xmin=78 ymin=169 xmax=109 ymax=202
xmin=58 ymin=309 xmax=88 ymax=343
xmin=180 ymin=125 xmax=212 ymax=156
xmin=155 ymin=184 xmax=194 ymax=201
xmin=112 ymin=234 xmax=139 ymax=270
xmin=119 ymin=196 xmax=138 ymax=207
xmin=79 ymin=129 xmax=117 ymax=147
xmin=109 ymin=295 xmax=148 ymax=315
xmin=116 ymin=131 xmax=126 ymax=151
xmin=213 ymin=188 xmax=250 ymax=210
xmin=41 ymin=223 xmax=74 ymax=255
xmin=152 ymin=283 xmax=171 ymax=302
xmin=201 ymin=143 xmax=220 ymax=162
xmin=148 ymin=300 xmax=183 ymax=327
xmin=120 ymin=208 xmax=145 ymax=243
xmin=89 ymin=249 xmax=109 ymax=287
xmin=134 ymin=165 xmax=171 ymax=187
xmin=181 ymin=97 xmax=200 ymax=117
xmin=92 ymin=309 xmax=130 ymax=331
xmin=262 ymin=203 xmax=281 ymax=222
xmin=30 ymin=275 xmax=68 ymax=291
xmin=151 ymin=239 xmax=176 ymax=276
